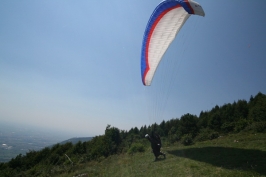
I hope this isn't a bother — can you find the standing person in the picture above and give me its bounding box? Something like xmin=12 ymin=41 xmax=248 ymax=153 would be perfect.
xmin=145 ymin=132 xmax=166 ymax=161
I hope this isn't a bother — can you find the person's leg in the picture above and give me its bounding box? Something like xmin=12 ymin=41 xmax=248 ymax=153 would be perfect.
xmin=153 ymin=150 xmax=159 ymax=161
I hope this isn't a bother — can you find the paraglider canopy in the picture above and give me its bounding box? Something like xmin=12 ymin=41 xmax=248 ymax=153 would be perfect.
xmin=141 ymin=0 xmax=205 ymax=86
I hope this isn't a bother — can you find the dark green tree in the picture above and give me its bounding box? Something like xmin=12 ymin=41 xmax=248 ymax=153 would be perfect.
xmin=208 ymin=112 xmax=222 ymax=131
xmin=179 ymin=114 xmax=199 ymax=138
xmin=248 ymin=92 xmax=266 ymax=121
xmin=104 ymin=125 xmax=122 ymax=155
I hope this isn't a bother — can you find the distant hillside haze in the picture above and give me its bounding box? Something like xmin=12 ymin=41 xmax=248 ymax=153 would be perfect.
xmin=58 ymin=137 xmax=93 ymax=145
xmin=0 ymin=123 xmax=74 ymax=162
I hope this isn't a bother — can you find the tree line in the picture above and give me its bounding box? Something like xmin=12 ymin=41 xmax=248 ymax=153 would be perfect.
xmin=0 ymin=92 xmax=265 ymax=176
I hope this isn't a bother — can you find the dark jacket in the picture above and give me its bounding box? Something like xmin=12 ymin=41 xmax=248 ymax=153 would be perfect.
xmin=147 ymin=133 xmax=162 ymax=155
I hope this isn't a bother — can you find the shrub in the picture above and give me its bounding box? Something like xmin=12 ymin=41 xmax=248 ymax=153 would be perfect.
xmin=181 ymin=134 xmax=193 ymax=146
xmin=196 ymin=129 xmax=219 ymax=142
xmin=221 ymin=122 xmax=235 ymax=133
xmin=245 ymin=121 xmax=266 ymax=133
xmin=209 ymin=131 xmax=219 ymax=140
xmin=234 ymin=119 xmax=249 ymax=132
xmin=127 ymin=143 xmax=145 ymax=154
xmin=195 ymin=129 xmax=209 ymax=142
xmin=168 ymin=134 xmax=181 ymax=144
xmin=254 ymin=122 xmax=266 ymax=132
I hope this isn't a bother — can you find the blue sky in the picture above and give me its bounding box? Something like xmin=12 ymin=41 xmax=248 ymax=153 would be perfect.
xmin=1 ymin=0 xmax=266 ymax=137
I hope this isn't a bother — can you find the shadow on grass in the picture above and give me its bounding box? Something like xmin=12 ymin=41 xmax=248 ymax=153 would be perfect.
xmin=167 ymin=147 xmax=266 ymax=175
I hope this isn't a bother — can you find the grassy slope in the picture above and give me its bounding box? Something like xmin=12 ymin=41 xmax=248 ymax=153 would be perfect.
xmin=59 ymin=132 xmax=266 ymax=177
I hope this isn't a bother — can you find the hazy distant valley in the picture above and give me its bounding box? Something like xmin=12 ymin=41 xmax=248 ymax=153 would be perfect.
xmin=0 ymin=122 xmax=73 ymax=162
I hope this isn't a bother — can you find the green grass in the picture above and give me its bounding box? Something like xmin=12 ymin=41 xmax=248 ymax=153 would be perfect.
xmin=58 ymin=132 xmax=266 ymax=177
